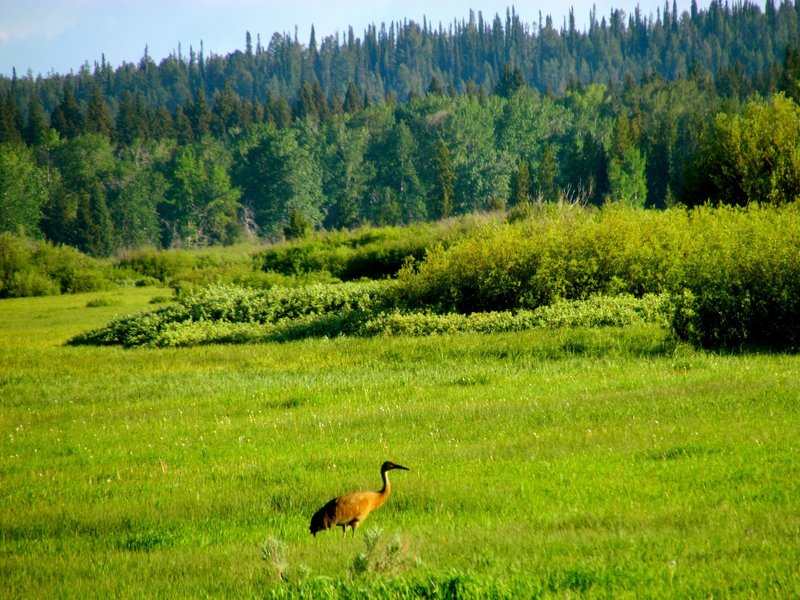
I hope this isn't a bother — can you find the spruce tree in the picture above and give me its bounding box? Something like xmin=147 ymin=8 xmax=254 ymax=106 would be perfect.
xmin=75 ymin=181 xmax=114 ymax=257
xmin=24 ymin=96 xmax=48 ymax=146
xmin=343 ymin=82 xmax=364 ymax=113
xmin=51 ymin=85 xmax=84 ymax=139
xmin=85 ymin=85 xmax=112 ymax=137
xmin=0 ymin=92 xmax=23 ymax=144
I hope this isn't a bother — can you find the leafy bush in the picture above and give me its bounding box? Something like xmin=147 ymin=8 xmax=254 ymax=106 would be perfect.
xmin=69 ymin=204 xmax=800 ymax=351
xmin=255 ymin=222 xmax=457 ymax=281
xmin=395 ymin=203 xmax=800 ymax=350
xmin=0 ymin=233 xmax=111 ymax=298
xmin=115 ymin=248 xmax=197 ymax=283
xmin=668 ymin=204 xmax=800 ymax=350
xmin=68 ymin=281 xmax=396 ymax=347
xmin=365 ymin=294 xmax=667 ymax=337
xmin=116 ymin=245 xmax=339 ymax=292
xmin=395 ymin=204 xmax=689 ymax=313
xmin=69 ymin=284 xmax=667 ymax=347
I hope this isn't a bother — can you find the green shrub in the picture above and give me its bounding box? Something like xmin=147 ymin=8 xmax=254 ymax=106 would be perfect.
xmin=256 ymin=223 xmax=455 ymax=281
xmin=365 ymin=294 xmax=668 ymax=337
xmin=7 ymin=269 xmax=61 ymax=297
xmin=69 ymin=287 xmax=667 ymax=347
xmin=68 ymin=204 xmax=800 ymax=351
xmin=395 ymin=205 xmax=689 ymax=313
xmin=0 ymin=232 xmax=111 ymax=297
xmin=68 ymin=281 xmax=397 ymax=347
xmin=669 ymin=204 xmax=800 ymax=350
xmin=115 ymin=248 xmax=196 ymax=283
xmin=394 ymin=203 xmax=799 ymax=351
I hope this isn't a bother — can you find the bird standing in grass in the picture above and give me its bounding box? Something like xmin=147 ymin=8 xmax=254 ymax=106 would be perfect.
xmin=310 ymin=461 xmax=411 ymax=537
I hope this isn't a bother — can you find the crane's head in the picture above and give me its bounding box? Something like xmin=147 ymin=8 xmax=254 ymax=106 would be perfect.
xmin=381 ymin=461 xmax=410 ymax=472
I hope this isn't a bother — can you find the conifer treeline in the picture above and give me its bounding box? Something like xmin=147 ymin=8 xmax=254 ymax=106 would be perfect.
xmin=3 ymin=0 xmax=799 ymax=112
xmin=1 ymin=0 xmax=800 ymax=256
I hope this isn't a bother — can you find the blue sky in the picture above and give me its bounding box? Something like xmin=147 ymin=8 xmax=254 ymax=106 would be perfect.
xmin=1 ymin=0 xmax=714 ymax=78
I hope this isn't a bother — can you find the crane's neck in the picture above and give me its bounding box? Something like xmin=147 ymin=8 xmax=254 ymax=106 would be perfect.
xmin=378 ymin=468 xmax=392 ymax=497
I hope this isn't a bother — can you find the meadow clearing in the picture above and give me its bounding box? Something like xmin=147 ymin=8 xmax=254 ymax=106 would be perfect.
xmin=1 ymin=284 xmax=799 ymax=597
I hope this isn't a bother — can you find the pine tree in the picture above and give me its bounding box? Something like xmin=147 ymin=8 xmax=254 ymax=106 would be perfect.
xmin=496 ymin=63 xmax=525 ymax=97
xmin=174 ymin=106 xmax=194 ymax=145
xmin=267 ymin=93 xmax=293 ymax=128
xmin=24 ymin=96 xmax=48 ymax=146
xmin=343 ymin=81 xmax=364 ymax=113
xmin=75 ymin=181 xmax=114 ymax=256
xmin=188 ymin=89 xmax=211 ymax=139
xmin=536 ymin=143 xmax=559 ymax=201
xmin=295 ymin=81 xmax=319 ymax=123
xmin=85 ymin=84 xmax=112 ymax=137
xmin=428 ymin=75 xmax=445 ymax=96
xmin=0 ymin=92 xmax=23 ymax=144
xmin=51 ymin=84 xmax=84 ymax=139
xmin=778 ymin=45 xmax=800 ymax=103
xmin=116 ymin=91 xmax=148 ymax=145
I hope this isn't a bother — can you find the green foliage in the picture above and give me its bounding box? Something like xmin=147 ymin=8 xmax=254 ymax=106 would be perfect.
xmin=68 ymin=280 xmax=668 ymax=347
xmin=396 ymin=204 xmax=687 ymax=313
xmin=669 ymin=204 xmax=800 ymax=350
xmin=607 ymin=116 xmax=647 ymax=207
xmin=283 ymin=209 xmax=310 ymax=241
xmin=685 ymin=94 xmax=800 ymax=206
xmin=364 ymin=294 xmax=668 ymax=338
xmin=256 ymin=223 xmax=454 ymax=281
xmin=70 ymin=203 xmax=800 ymax=351
xmin=163 ymin=139 xmax=242 ymax=247
xmin=508 ymin=159 xmax=532 ymax=206
xmin=394 ymin=203 xmax=800 ymax=351
xmin=0 ymin=143 xmax=46 ymax=236
xmin=432 ymin=140 xmax=455 ymax=219
xmin=75 ymin=181 xmax=114 ymax=257
xmin=236 ymin=125 xmax=323 ymax=238
xmin=0 ymin=232 xmax=111 ymax=297
xmin=114 ymin=245 xmax=302 ymax=292
xmin=114 ymin=247 xmax=197 ymax=283
xmin=67 ymin=280 xmax=394 ymax=347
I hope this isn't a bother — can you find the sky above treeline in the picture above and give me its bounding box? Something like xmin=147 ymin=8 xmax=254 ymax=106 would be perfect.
xmin=1 ymin=0 xmax=720 ymax=78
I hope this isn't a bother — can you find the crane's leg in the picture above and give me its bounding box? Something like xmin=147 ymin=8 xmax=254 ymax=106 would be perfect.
xmin=340 ymin=525 xmax=347 ymax=538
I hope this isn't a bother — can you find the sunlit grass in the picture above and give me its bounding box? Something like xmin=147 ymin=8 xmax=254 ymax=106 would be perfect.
xmin=1 ymin=289 xmax=799 ymax=597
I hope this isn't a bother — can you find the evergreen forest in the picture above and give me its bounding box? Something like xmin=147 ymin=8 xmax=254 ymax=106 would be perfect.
xmin=2 ymin=0 xmax=800 ymax=255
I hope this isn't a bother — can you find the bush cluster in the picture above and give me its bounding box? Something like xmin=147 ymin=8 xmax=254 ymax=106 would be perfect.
xmin=0 ymin=233 xmax=111 ymax=298
xmin=66 ymin=204 xmax=800 ymax=351
xmin=395 ymin=204 xmax=690 ymax=313
xmin=114 ymin=247 xmax=292 ymax=291
xmin=68 ymin=281 xmax=394 ymax=347
xmin=68 ymin=282 xmax=667 ymax=347
xmin=670 ymin=204 xmax=800 ymax=350
xmin=392 ymin=203 xmax=800 ymax=350
xmin=255 ymin=222 xmax=459 ymax=281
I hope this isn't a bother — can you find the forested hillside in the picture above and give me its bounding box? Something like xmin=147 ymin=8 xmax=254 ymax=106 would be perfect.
xmin=2 ymin=0 xmax=800 ymax=255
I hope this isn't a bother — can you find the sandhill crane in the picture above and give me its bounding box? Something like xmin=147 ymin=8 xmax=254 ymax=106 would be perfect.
xmin=310 ymin=461 xmax=410 ymax=537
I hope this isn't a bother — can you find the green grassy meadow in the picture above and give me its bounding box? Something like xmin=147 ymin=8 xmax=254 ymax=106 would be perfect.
xmin=2 ymin=286 xmax=799 ymax=597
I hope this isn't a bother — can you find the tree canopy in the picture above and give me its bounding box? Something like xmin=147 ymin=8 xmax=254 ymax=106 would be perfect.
xmin=1 ymin=1 xmax=799 ymax=255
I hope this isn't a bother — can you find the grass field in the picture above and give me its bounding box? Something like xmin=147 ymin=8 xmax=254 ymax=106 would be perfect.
xmin=1 ymin=286 xmax=799 ymax=597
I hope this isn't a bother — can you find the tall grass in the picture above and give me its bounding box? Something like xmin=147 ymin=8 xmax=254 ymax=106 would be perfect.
xmin=2 ymin=288 xmax=799 ymax=597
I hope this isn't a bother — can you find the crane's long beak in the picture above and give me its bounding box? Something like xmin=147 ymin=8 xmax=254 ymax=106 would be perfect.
xmin=394 ymin=464 xmax=411 ymax=471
